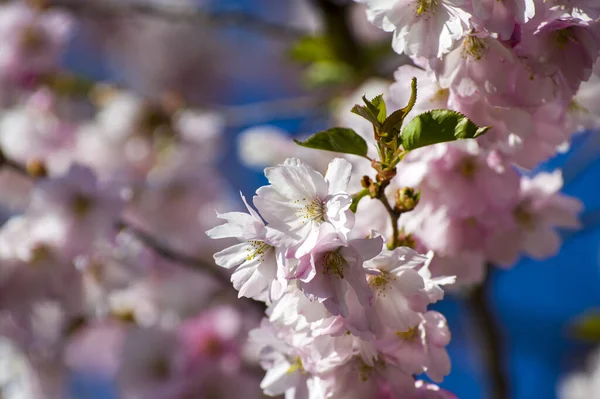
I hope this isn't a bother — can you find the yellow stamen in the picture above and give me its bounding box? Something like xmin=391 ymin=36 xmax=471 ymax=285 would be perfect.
xmin=323 ymin=251 xmax=346 ymax=278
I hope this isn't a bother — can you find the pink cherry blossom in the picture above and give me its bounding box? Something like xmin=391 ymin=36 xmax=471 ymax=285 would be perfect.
xmin=207 ymin=194 xmax=286 ymax=301
xmin=254 ymin=158 xmax=355 ymax=256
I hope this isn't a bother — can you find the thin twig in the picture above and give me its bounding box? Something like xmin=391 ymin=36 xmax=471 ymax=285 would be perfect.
xmin=46 ymin=0 xmax=308 ymax=40
xmin=468 ymin=269 xmax=510 ymax=399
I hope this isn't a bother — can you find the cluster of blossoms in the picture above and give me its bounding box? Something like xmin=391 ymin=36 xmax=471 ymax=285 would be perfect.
xmin=354 ymin=0 xmax=598 ymax=285
xmin=209 ymin=157 xmax=457 ymax=398
xmin=240 ymin=0 xmax=595 ymax=287
xmin=359 ymin=0 xmax=600 ymax=167
xmin=0 ymin=1 xmax=270 ymax=398
xmin=0 ymin=0 xmax=595 ymax=398
xmin=239 ymin=85 xmax=585 ymax=286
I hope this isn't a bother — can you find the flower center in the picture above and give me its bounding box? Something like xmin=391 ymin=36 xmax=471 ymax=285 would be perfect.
xmin=416 ymin=0 xmax=437 ymax=15
xmin=246 ymin=240 xmax=272 ymax=261
xmin=430 ymin=88 xmax=449 ymax=104
xmin=20 ymin=26 xmax=46 ymax=53
xmin=286 ymin=357 xmax=305 ymax=374
xmin=554 ymin=27 xmax=574 ymax=49
xmin=368 ymin=271 xmax=395 ymax=294
xmin=295 ymin=197 xmax=325 ymax=224
xmin=29 ymin=244 xmax=51 ymax=266
xmin=513 ymin=204 xmax=535 ymax=230
xmin=355 ymin=356 xmax=385 ymax=382
xmin=457 ymin=156 xmax=477 ymax=178
xmin=323 ymin=251 xmax=347 ymax=279
xmin=396 ymin=325 xmax=420 ymax=341
xmin=463 ymin=36 xmax=488 ymax=61
xmin=71 ymin=193 xmax=94 ymax=218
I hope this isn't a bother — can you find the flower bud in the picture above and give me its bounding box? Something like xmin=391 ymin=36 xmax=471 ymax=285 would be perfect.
xmin=395 ymin=187 xmax=420 ymax=213
xmin=361 ymin=175 xmax=372 ymax=189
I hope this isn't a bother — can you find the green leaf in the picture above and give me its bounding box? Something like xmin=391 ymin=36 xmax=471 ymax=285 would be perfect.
xmin=400 ymin=110 xmax=491 ymax=151
xmin=381 ymin=77 xmax=417 ymax=134
xmin=370 ymin=95 xmax=387 ymax=125
xmin=351 ymin=104 xmax=379 ymax=127
xmin=294 ymin=128 xmax=369 ymax=158
xmin=351 ymin=94 xmax=387 ymax=128
xmin=570 ymin=312 xmax=600 ymax=342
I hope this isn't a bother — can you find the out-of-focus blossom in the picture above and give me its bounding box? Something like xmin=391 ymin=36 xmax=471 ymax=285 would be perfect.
xmin=559 ymin=348 xmax=600 ymax=399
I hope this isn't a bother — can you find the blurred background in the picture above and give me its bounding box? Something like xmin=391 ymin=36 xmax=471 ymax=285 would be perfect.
xmin=1 ymin=1 xmax=600 ymax=399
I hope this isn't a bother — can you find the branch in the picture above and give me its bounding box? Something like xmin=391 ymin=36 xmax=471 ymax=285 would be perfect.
xmin=0 ymin=158 xmax=231 ymax=285
xmin=310 ymin=0 xmax=365 ymax=71
xmin=117 ymin=220 xmax=231 ymax=286
xmin=46 ymin=0 xmax=308 ymax=40
xmin=467 ymin=269 xmax=510 ymax=399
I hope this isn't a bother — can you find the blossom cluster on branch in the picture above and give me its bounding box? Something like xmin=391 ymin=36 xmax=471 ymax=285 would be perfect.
xmin=0 ymin=0 xmax=596 ymax=398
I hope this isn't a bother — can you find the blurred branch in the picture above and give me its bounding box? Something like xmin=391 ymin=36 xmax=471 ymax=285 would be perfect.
xmin=46 ymin=0 xmax=308 ymax=39
xmin=1 ymin=156 xmax=232 ymax=285
xmin=3 ymin=157 xmax=30 ymax=177
xmin=468 ymin=269 xmax=510 ymax=399
xmin=117 ymin=220 xmax=232 ymax=286
xmin=310 ymin=0 xmax=365 ymax=71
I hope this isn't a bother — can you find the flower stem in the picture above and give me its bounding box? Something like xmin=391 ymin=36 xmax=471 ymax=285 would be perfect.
xmin=376 ymin=183 xmax=400 ymax=249
xmin=467 ymin=269 xmax=510 ymax=399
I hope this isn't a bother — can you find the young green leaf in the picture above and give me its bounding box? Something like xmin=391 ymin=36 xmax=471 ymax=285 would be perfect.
xmin=381 ymin=77 xmax=417 ymax=135
xmin=400 ymin=109 xmax=491 ymax=151
xmin=369 ymin=95 xmax=387 ymax=125
xmin=294 ymin=128 xmax=369 ymax=158
xmin=351 ymin=104 xmax=380 ymax=127
xmin=351 ymin=94 xmax=387 ymax=128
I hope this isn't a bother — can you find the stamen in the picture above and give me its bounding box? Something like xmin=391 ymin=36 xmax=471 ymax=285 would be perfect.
xmin=416 ymin=0 xmax=437 ymax=15
xmin=294 ymin=197 xmax=325 ymax=224
xmin=396 ymin=325 xmax=420 ymax=341
xmin=286 ymin=357 xmax=305 ymax=374
xmin=368 ymin=271 xmax=396 ymax=295
xmin=323 ymin=251 xmax=347 ymax=279
xmin=462 ymin=36 xmax=488 ymax=61
xmin=246 ymin=240 xmax=272 ymax=261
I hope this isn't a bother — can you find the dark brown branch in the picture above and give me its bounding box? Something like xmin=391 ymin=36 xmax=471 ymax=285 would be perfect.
xmin=3 ymin=158 xmax=30 ymax=176
xmin=467 ymin=269 xmax=510 ymax=399
xmin=46 ymin=0 xmax=308 ymax=40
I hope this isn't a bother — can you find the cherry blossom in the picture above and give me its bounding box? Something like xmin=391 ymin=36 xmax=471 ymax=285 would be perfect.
xmin=254 ymin=158 xmax=355 ymax=256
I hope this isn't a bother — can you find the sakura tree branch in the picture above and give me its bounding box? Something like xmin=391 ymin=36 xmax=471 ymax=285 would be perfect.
xmin=310 ymin=0 xmax=365 ymax=71
xmin=3 ymin=157 xmax=30 ymax=176
xmin=46 ymin=0 xmax=308 ymax=40
xmin=0 ymin=156 xmax=232 ymax=285
xmin=116 ymin=220 xmax=231 ymax=286
xmin=467 ymin=269 xmax=510 ymax=399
